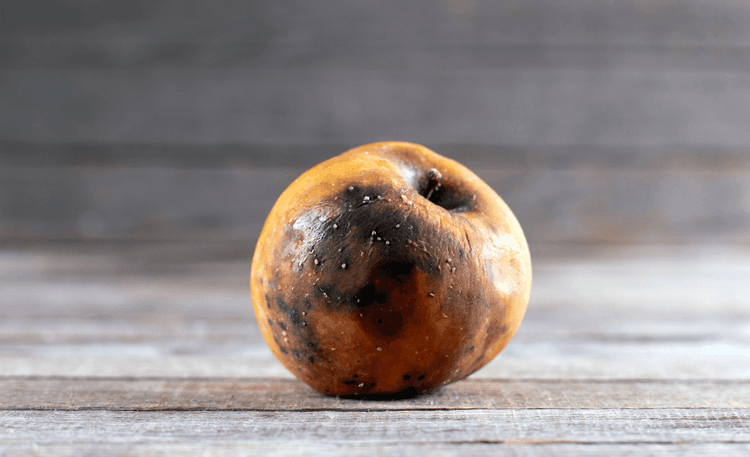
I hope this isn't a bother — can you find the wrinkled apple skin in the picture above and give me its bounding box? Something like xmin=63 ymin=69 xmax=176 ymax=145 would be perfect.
xmin=250 ymin=142 xmax=531 ymax=397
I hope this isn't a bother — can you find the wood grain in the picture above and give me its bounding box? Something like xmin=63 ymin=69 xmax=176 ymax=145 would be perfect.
xmin=5 ymin=0 xmax=750 ymax=66
xmin=3 ymin=353 xmax=749 ymax=380
xmin=1 ymin=243 xmax=748 ymax=380
xmin=0 ymin=377 xmax=747 ymax=411
xmin=0 ymin=248 xmax=746 ymax=455
xmin=4 ymin=68 xmax=750 ymax=147
xmin=1 ymin=313 xmax=748 ymax=379
xmin=0 ymin=409 xmax=747 ymax=448
xmin=2 ymin=442 xmax=748 ymax=457
xmin=3 ymin=0 xmax=750 ymax=248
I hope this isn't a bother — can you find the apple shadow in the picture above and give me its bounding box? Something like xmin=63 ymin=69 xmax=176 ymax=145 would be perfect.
xmin=333 ymin=386 xmax=442 ymax=401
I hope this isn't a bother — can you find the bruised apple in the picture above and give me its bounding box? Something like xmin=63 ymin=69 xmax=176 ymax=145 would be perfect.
xmin=250 ymin=142 xmax=531 ymax=397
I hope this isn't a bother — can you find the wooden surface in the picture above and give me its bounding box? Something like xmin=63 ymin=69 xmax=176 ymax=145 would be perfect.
xmin=2 ymin=378 xmax=749 ymax=410
xmin=4 ymin=0 xmax=750 ymax=245
xmin=1 ymin=242 xmax=749 ymax=455
xmin=4 ymin=0 xmax=750 ymax=145
xmin=3 ymin=1 xmax=750 ymax=455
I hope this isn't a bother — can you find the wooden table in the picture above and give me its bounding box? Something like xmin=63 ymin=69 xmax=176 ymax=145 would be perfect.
xmin=1 ymin=241 xmax=748 ymax=455
xmin=3 ymin=0 xmax=750 ymax=453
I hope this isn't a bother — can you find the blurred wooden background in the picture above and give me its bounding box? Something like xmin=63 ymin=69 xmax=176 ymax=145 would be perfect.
xmin=2 ymin=0 xmax=750 ymax=244
xmin=2 ymin=1 xmax=750 ymax=455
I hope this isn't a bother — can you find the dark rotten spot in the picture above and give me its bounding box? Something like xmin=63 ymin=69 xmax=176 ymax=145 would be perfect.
xmin=289 ymin=308 xmax=303 ymax=327
xmin=353 ymin=284 xmax=389 ymax=309
xmin=314 ymin=283 xmax=347 ymax=306
xmin=380 ymin=261 xmax=414 ymax=283
xmin=329 ymin=185 xmax=423 ymax=248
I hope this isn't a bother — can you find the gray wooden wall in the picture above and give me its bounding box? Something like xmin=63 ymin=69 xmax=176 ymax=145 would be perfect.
xmin=2 ymin=0 xmax=750 ymax=245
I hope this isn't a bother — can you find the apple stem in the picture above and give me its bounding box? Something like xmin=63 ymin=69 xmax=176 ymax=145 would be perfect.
xmin=424 ymin=168 xmax=442 ymax=201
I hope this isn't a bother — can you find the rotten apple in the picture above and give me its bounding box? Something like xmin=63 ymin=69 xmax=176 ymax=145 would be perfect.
xmin=250 ymin=142 xmax=531 ymax=397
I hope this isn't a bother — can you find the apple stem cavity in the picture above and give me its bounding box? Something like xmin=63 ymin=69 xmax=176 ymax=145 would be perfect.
xmin=424 ymin=168 xmax=442 ymax=202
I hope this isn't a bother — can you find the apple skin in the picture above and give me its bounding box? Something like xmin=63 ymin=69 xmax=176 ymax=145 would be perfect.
xmin=250 ymin=142 xmax=531 ymax=397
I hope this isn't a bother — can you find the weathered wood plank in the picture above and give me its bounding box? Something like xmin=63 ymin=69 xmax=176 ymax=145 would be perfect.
xmin=6 ymin=141 xmax=750 ymax=171
xmin=0 ymin=409 xmax=747 ymax=446
xmin=4 ymin=243 xmax=750 ymax=318
xmin=4 ymin=42 xmax=750 ymax=72
xmin=1 ymin=312 xmax=748 ymax=379
xmin=2 ymin=442 xmax=748 ymax=457
xmin=5 ymin=0 xmax=750 ymax=49
xmin=1 ymin=313 xmax=748 ymax=379
xmin=2 ymin=313 xmax=746 ymax=350
xmin=4 ymin=69 xmax=750 ymax=146
xmin=0 ymin=356 xmax=293 ymax=379
xmin=4 ymin=165 xmax=750 ymax=243
xmin=3 ymin=352 xmax=749 ymax=380
xmin=0 ymin=243 xmax=749 ymax=379
xmin=0 ymin=377 xmax=747 ymax=411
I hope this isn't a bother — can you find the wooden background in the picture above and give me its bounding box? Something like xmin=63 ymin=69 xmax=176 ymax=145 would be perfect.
xmin=1 ymin=1 xmax=750 ymax=455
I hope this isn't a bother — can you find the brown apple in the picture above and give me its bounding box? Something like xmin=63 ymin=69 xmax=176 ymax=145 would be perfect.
xmin=250 ymin=142 xmax=531 ymax=397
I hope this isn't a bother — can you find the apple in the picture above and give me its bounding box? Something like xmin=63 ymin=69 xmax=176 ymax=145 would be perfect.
xmin=250 ymin=142 xmax=531 ymax=397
